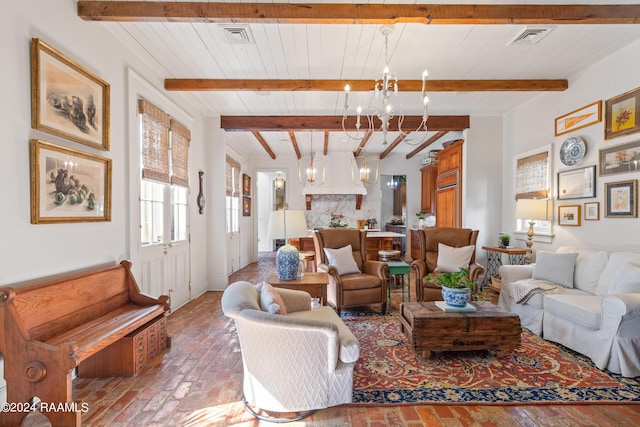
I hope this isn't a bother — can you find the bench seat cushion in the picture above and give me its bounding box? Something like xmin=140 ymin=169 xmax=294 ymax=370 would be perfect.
xmin=46 ymin=303 xmax=165 ymax=363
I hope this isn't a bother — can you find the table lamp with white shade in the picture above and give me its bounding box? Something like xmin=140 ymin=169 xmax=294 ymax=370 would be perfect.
xmin=267 ymin=210 xmax=309 ymax=280
xmin=515 ymin=199 xmax=553 ymax=264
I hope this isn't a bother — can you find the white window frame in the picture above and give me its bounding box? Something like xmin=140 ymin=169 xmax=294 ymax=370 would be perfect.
xmin=513 ymin=144 xmax=554 ymax=243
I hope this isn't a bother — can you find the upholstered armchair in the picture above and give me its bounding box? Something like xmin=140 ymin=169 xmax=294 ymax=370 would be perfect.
xmin=221 ymin=281 xmax=360 ymax=421
xmin=313 ymin=229 xmax=388 ymax=315
xmin=410 ymin=227 xmax=485 ymax=302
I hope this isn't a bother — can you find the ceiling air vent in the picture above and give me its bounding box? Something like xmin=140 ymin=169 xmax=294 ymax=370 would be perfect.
xmin=507 ymin=26 xmax=554 ymax=46
xmin=221 ymin=25 xmax=255 ymax=44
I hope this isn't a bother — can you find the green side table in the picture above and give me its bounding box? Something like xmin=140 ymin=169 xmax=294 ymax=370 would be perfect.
xmin=386 ymin=261 xmax=411 ymax=310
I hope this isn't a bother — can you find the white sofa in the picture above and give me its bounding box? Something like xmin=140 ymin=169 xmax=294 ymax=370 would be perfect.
xmin=498 ymin=247 xmax=640 ymax=378
xmin=221 ymin=281 xmax=360 ymax=418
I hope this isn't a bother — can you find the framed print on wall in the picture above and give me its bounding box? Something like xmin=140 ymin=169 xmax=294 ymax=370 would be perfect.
xmin=558 ymin=205 xmax=581 ymax=226
xmin=30 ymin=139 xmax=112 ymax=224
xmin=242 ymin=173 xmax=251 ymax=196
xmin=242 ymin=195 xmax=251 ymax=216
xmin=555 ymin=101 xmax=602 ymax=136
xmin=31 ymin=38 xmax=110 ymax=151
xmin=557 ymin=165 xmax=596 ymax=200
xmin=584 ymin=202 xmax=600 ymax=220
xmin=599 ymin=140 xmax=640 ymax=176
xmin=605 ymin=87 xmax=640 ymax=140
xmin=605 ymin=179 xmax=638 ymax=218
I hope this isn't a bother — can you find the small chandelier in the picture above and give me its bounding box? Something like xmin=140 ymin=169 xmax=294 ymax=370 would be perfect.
xmin=342 ymin=25 xmax=430 ymax=145
xmin=275 ymin=173 xmax=285 ymax=189
xmin=353 ymin=151 xmax=379 ymax=184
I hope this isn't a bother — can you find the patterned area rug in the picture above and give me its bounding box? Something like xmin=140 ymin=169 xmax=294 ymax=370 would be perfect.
xmin=342 ymin=314 xmax=640 ymax=405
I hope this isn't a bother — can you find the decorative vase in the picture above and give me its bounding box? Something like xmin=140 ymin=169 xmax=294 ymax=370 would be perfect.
xmin=418 ymin=218 xmax=425 ymax=229
xmin=276 ymin=244 xmax=300 ymax=280
xmin=441 ymin=286 xmax=471 ymax=307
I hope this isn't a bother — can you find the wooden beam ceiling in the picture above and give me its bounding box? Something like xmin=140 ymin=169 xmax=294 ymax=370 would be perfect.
xmin=221 ymin=115 xmax=469 ymax=132
xmin=165 ymin=79 xmax=568 ymax=92
xmin=380 ymin=134 xmax=408 ymax=160
xmin=78 ymin=2 xmax=640 ymax=25
xmin=251 ymin=131 xmax=275 ymax=160
xmin=354 ymin=131 xmax=374 ymax=158
xmin=288 ymin=131 xmax=301 ymax=159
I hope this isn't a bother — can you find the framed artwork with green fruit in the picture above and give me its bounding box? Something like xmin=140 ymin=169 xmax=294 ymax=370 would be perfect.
xmin=30 ymin=139 xmax=112 ymax=224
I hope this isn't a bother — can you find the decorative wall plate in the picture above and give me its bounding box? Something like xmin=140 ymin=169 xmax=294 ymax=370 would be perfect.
xmin=560 ymin=136 xmax=586 ymax=166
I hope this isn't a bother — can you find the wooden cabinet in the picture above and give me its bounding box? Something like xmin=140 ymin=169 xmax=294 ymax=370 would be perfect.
xmin=289 ymin=236 xmax=315 ymax=252
xmin=436 ymin=140 xmax=463 ymax=228
xmin=420 ymin=164 xmax=438 ymax=213
xmin=78 ymin=316 xmax=169 ymax=377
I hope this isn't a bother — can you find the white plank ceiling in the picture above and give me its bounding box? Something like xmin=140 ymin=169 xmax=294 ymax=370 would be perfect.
xmin=96 ymin=0 xmax=640 ymax=158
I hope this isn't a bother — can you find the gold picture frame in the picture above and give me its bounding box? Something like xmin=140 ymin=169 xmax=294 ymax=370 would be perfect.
xmin=605 ymin=87 xmax=640 ymax=140
xmin=31 ymin=38 xmax=110 ymax=150
xmin=30 ymin=139 xmax=112 ymax=224
xmin=554 ymin=101 xmax=601 ymax=136
xmin=584 ymin=202 xmax=600 ymax=221
xmin=558 ymin=205 xmax=581 ymax=226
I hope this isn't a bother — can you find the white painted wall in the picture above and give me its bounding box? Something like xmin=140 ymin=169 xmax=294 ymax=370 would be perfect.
xmin=503 ymin=39 xmax=640 ymax=254
xmin=0 ymin=0 xmax=212 ymax=399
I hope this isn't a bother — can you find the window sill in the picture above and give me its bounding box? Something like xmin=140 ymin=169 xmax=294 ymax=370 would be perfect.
xmin=513 ymin=231 xmax=554 ymax=244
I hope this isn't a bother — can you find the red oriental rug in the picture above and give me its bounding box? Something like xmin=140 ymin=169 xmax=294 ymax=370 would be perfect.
xmin=342 ymin=314 xmax=640 ymax=405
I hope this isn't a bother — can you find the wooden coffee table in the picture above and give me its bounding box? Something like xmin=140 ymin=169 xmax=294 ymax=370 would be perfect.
xmin=266 ymin=272 xmax=329 ymax=305
xmin=399 ymin=301 xmax=521 ymax=359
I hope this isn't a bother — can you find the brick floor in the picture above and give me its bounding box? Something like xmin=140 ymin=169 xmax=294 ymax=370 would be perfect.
xmin=24 ymin=253 xmax=640 ymax=426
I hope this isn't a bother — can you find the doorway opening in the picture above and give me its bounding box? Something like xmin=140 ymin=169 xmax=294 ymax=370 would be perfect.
xmin=256 ymin=170 xmax=287 ymax=253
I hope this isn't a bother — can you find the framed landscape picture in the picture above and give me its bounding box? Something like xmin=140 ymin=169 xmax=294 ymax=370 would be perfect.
xmin=599 ymin=140 xmax=640 ymax=176
xmin=558 ymin=205 xmax=581 ymax=226
xmin=555 ymin=101 xmax=601 ymax=136
xmin=31 ymin=38 xmax=110 ymax=150
xmin=605 ymin=87 xmax=640 ymax=140
xmin=242 ymin=195 xmax=251 ymax=216
xmin=30 ymin=139 xmax=112 ymax=224
xmin=242 ymin=173 xmax=251 ymax=196
xmin=605 ymin=180 xmax=638 ymax=218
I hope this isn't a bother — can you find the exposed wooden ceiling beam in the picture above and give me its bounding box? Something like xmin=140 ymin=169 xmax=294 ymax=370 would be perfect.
xmin=288 ymin=131 xmax=301 ymax=159
xmin=405 ymin=131 xmax=448 ymax=159
xmin=221 ymin=115 xmax=469 ymax=132
xmin=165 ymin=79 xmax=568 ymax=92
xmin=251 ymin=131 xmax=275 ymax=159
xmin=380 ymin=134 xmax=408 ymax=160
xmin=354 ymin=130 xmax=374 ymax=158
xmin=78 ymin=2 xmax=640 ymax=25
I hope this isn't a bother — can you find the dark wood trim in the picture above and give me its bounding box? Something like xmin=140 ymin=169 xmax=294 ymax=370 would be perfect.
xmin=165 ymin=78 xmax=568 ymax=92
xmin=222 ymin=115 xmax=470 ymax=132
xmin=79 ymin=2 xmax=640 ymax=25
xmin=251 ymin=131 xmax=276 ymax=159
xmin=406 ymin=131 xmax=448 ymax=159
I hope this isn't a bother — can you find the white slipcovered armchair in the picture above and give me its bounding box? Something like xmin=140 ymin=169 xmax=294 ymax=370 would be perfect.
xmin=221 ymin=281 xmax=360 ymax=421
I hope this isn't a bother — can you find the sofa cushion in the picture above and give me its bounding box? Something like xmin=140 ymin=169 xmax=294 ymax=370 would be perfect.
xmin=435 ymin=243 xmax=475 ymax=273
xmin=532 ymin=251 xmax=578 ymax=288
xmin=289 ymin=306 xmax=360 ymax=363
xmin=544 ymin=294 xmax=602 ymax=330
xmin=324 ymin=245 xmax=361 ymax=275
xmin=609 ymin=261 xmax=640 ymax=294
xmin=596 ymin=252 xmax=640 ymax=296
xmin=556 ymin=247 xmax=608 ymax=294
xmin=502 ymin=278 xmax=589 ymax=309
xmin=257 ymin=282 xmax=288 ymax=315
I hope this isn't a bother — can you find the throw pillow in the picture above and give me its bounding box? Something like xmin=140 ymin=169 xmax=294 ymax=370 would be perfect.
xmin=532 ymin=251 xmax=578 ymax=288
xmin=609 ymin=262 xmax=640 ymax=294
xmin=435 ymin=243 xmax=475 ymax=273
xmin=323 ymin=245 xmax=361 ymax=275
xmin=256 ymin=282 xmax=288 ymax=315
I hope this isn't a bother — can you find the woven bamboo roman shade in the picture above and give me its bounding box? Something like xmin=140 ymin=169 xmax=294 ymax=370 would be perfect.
xmin=515 ymin=151 xmax=549 ymax=200
xmin=139 ymin=99 xmax=171 ymax=183
xmin=226 ymin=156 xmax=241 ymax=197
xmin=170 ymin=119 xmax=191 ymax=187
